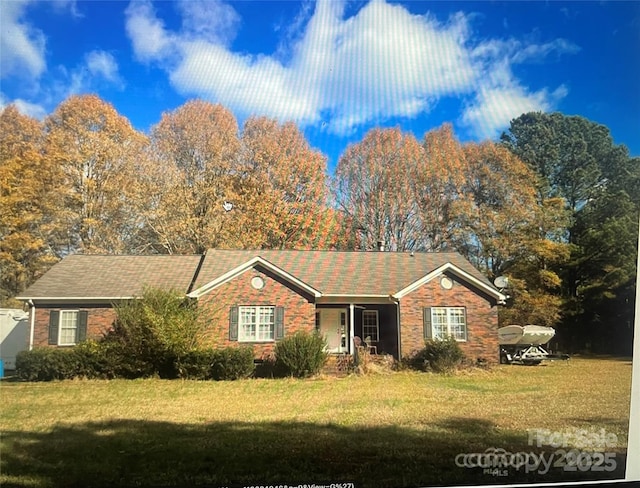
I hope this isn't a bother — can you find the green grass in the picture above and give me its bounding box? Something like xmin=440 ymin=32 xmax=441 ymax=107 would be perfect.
xmin=0 ymin=357 xmax=632 ymax=487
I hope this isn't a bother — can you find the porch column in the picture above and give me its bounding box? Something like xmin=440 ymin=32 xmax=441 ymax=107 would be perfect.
xmin=349 ymin=303 xmax=355 ymax=355
xmin=395 ymin=301 xmax=401 ymax=360
xmin=29 ymin=302 xmax=35 ymax=351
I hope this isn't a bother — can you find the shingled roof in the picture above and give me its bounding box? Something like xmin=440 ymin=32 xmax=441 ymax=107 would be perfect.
xmin=18 ymin=250 xmax=501 ymax=301
xmin=17 ymin=255 xmax=203 ymax=300
xmin=191 ymin=249 xmax=496 ymax=297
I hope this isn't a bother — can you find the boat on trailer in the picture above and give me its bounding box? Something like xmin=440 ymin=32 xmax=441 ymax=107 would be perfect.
xmin=499 ymin=325 xmax=567 ymax=365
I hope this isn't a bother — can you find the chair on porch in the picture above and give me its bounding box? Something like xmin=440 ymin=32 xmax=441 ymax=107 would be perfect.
xmin=364 ymin=336 xmax=377 ymax=355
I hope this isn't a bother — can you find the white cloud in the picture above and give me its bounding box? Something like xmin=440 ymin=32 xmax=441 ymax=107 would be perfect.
xmin=0 ymin=92 xmax=47 ymax=119
xmin=85 ymin=50 xmax=122 ymax=85
xmin=511 ymin=38 xmax=580 ymax=63
xmin=460 ymin=35 xmax=576 ymax=138
xmin=1 ymin=2 xmax=122 ymax=124
xmin=462 ymin=85 xmax=552 ymax=139
xmin=56 ymin=51 xmax=124 ymax=97
xmin=0 ymin=0 xmax=46 ymax=80
xmin=307 ymin=2 xmax=476 ymax=134
xmin=176 ymin=0 xmax=240 ymax=46
xmin=50 ymin=0 xmax=82 ymax=19
xmin=1 ymin=48 xmax=125 ymax=117
xmin=125 ymin=0 xmax=174 ymax=62
xmin=125 ymin=0 xmax=578 ymax=138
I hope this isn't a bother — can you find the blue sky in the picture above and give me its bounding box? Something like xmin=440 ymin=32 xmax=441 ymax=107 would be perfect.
xmin=1 ymin=0 xmax=639 ymax=171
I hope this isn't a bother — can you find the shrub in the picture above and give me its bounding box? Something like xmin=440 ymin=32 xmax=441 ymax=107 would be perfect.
xmin=175 ymin=349 xmax=217 ymax=380
xmin=73 ymin=340 xmax=118 ymax=379
xmin=211 ymin=347 xmax=255 ymax=380
xmin=15 ymin=288 xmax=252 ymax=382
xmin=274 ymin=330 xmax=328 ymax=378
xmin=16 ymin=342 xmax=120 ymax=380
xmin=16 ymin=348 xmax=83 ymax=381
xmin=175 ymin=347 xmax=254 ymax=380
xmin=106 ymin=287 xmax=204 ymax=376
xmin=408 ymin=337 xmax=465 ymax=373
xmin=95 ymin=339 xmax=158 ymax=379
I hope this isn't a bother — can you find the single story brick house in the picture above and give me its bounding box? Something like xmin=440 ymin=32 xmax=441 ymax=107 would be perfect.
xmin=17 ymin=250 xmax=507 ymax=363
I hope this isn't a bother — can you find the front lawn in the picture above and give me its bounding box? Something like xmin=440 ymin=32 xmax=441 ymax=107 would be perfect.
xmin=0 ymin=357 xmax=632 ymax=487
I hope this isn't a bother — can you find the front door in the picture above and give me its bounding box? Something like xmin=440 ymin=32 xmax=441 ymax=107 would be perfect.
xmin=318 ymin=308 xmax=347 ymax=353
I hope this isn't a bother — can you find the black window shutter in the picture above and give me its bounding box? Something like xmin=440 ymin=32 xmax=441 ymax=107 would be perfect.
xmin=76 ymin=311 xmax=88 ymax=343
xmin=229 ymin=306 xmax=239 ymax=341
xmin=423 ymin=307 xmax=432 ymax=340
xmin=48 ymin=311 xmax=60 ymax=345
xmin=274 ymin=306 xmax=285 ymax=340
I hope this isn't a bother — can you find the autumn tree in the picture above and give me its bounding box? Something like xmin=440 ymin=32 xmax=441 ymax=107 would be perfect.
xmin=142 ymin=102 xmax=335 ymax=252
xmin=456 ymin=142 xmax=551 ymax=275
xmin=334 ymin=128 xmax=422 ymax=251
xmin=0 ymin=106 xmax=59 ymax=304
xmin=452 ymin=141 xmax=569 ymax=327
xmin=142 ymin=100 xmax=241 ymax=253
xmin=44 ymin=95 xmax=148 ymax=254
xmin=237 ymin=116 xmax=333 ymax=249
xmin=414 ymin=124 xmax=467 ymax=251
xmin=333 ymin=124 xmax=568 ymax=326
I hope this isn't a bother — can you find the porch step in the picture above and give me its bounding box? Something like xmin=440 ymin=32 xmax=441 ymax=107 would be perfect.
xmin=321 ymin=352 xmax=396 ymax=376
xmin=321 ymin=354 xmax=353 ymax=376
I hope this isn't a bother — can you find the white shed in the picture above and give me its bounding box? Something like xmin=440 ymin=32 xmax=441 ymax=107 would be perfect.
xmin=0 ymin=308 xmax=29 ymax=370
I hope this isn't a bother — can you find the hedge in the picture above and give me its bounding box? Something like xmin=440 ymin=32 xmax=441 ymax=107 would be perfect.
xmin=175 ymin=347 xmax=255 ymax=380
xmin=15 ymin=344 xmax=255 ymax=381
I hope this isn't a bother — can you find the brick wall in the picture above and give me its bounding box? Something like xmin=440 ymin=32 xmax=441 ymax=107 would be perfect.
xmin=32 ymin=305 xmax=116 ymax=347
xmin=399 ymin=275 xmax=499 ymax=363
xmin=198 ymin=265 xmax=316 ymax=359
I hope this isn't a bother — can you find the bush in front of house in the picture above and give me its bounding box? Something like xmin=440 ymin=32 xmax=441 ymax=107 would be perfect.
xmin=174 ymin=347 xmax=255 ymax=380
xmin=15 ymin=342 xmax=120 ymax=380
xmin=15 ymin=348 xmax=80 ymax=381
xmin=102 ymin=287 xmax=205 ymax=378
xmin=72 ymin=340 xmax=122 ymax=379
xmin=407 ymin=336 xmax=465 ymax=373
xmin=274 ymin=330 xmax=328 ymax=378
xmin=16 ymin=344 xmax=255 ymax=381
xmin=210 ymin=347 xmax=255 ymax=380
xmin=175 ymin=349 xmax=217 ymax=380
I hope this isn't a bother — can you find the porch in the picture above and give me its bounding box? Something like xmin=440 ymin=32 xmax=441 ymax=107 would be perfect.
xmin=315 ymin=302 xmax=399 ymax=360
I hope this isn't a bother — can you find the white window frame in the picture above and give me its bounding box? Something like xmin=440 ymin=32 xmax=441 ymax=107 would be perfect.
xmin=238 ymin=306 xmax=275 ymax=342
xmin=59 ymin=310 xmax=79 ymax=346
xmin=431 ymin=307 xmax=467 ymax=342
xmin=362 ymin=310 xmax=379 ymax=343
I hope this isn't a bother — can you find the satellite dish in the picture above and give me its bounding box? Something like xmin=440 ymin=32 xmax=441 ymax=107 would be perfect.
xmin=494 ymin=276 xmax=508 ymax=288
xmin=222 ymin=201 xmax=233 ymax=212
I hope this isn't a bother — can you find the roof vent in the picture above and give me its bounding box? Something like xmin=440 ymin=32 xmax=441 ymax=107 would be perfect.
xmin=377 ymin=240 xmax=385 ymax=252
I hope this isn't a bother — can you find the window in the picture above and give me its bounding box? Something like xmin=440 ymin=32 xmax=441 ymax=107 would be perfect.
xmin=238 ymin=306 xmax=275 ymax=342
xmin=430 ymin=307 xmax=467 ymax=341
xmin=48 ymin=310 xmax=87 ymax=346
xmin=362 ymin=310 xmax=379 ymax=342
xmin=59 ymin=311 xmax=79 ymax=345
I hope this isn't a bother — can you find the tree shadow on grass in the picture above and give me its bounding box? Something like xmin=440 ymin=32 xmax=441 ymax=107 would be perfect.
xmin=1 ymin=418 xmax=626 ymax=488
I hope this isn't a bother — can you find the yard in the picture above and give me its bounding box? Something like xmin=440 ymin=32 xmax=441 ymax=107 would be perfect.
xmin=0 ymin=357 xmax=632 ymax=488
